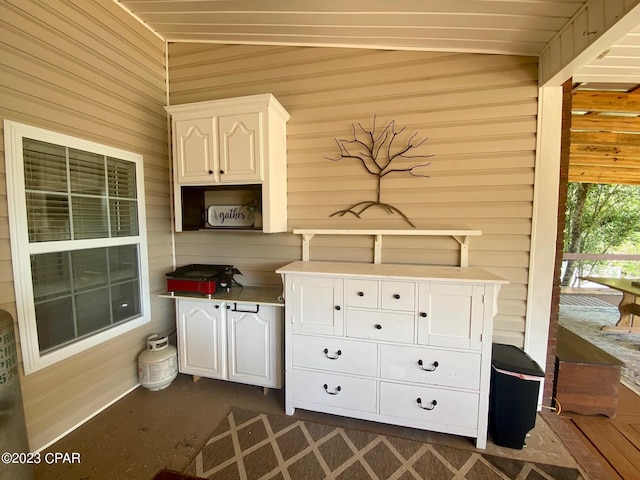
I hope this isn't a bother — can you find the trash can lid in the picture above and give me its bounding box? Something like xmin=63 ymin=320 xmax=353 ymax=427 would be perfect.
xmin=491 ymin=343 xmax=544 ymax=377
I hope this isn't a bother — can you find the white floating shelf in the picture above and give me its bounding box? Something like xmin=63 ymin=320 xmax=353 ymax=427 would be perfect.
xmin=292 ymin=229 xmax=482 ymax=267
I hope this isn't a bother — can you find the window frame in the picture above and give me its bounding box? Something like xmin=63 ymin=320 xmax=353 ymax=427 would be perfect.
xmin=4 ymin=120 xmax=151 ymax=374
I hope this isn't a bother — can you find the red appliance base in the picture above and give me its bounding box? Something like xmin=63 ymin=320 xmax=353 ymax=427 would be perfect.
xmin=167 ymin=278 xmax=216 ymax=296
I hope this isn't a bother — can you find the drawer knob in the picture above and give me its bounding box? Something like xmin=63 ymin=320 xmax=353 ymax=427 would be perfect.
xmin=374 ymin=324 xmax=382 ymax=330
xmin=393 ymin=294 xmax=401 ymax=299
xmin=208 ymin=170 xmax=214 ymax=174
xmin=323 ymin=348 xmax=342 ymax=360
xmin=323 ymin=384 xmax=342 ymax=395
xmin=335 ymin=305 xmax=341 ymax=311
xmin=219 ymin=169 xmax=225 ymax=174
xmin=358 ymin=291 xmax=364 ymax=296
xmin=417 ymin=398 xmax=437 ymax=410
xmin=418 ymin=360 xmax=439 ymax=372
xmin=420 ymin=312 xmax=427 ymax=318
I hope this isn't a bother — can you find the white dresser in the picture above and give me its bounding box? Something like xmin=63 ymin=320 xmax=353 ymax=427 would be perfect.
xmin=276 ymin=261 xmax=507 ymax=448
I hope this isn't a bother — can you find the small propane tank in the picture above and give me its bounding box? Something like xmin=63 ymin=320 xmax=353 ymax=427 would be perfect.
xmin=138 ymin=334 xmax=177 ymax=391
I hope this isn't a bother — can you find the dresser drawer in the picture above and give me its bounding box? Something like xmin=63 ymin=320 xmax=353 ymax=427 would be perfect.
xmin=380 ymin=281 xmax=415 ymax=311
xmin=292 ymin=334 xmax=378 ymax=376
xmin=380 ymin=344 xmax=480 ymax=389
xmin=346 ymin=310 xmax=414 ymax=343
xmin=292 ymin=369 xmax=377 ymax=413
xmin=346 ymin=279 xmax=378 ymax=308
xmin=379 ymin=382 xmax=479 ymax=430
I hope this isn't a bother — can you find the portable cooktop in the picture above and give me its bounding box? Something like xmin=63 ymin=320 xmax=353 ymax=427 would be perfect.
xmin=166 ymin=264 xmax=242 ymax=297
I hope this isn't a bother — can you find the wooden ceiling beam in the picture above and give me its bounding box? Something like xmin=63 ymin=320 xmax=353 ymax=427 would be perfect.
xmin=570 ymin=114 xmax=640 ymax=133
xmin=572 ymin=91 xmax=640 ymax=113
xmin=570 ymin=143 xmax=640 ymax=159
xmin=568 ymin=166 xmax=640 ymax=185
xmin=570 ymin=130 xmax=640 ymax=146
xmin=569 ymin=155 xmax=640 ymax=169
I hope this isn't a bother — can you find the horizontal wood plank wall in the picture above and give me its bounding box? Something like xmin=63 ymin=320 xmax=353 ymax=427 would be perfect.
xmin=168 ymin=44 xmax=539 ymax=347
xmin=0 ymin=0 xmax=173 ymax=450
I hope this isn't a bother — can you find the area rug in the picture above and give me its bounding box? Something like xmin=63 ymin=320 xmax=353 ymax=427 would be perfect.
xmin=185 ymin=408 xmax=583 ymax=480
xmin=559 ymin=303 xmax=640 ymax=395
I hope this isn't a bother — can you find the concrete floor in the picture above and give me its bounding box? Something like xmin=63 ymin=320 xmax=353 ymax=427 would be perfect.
xmin=33 ymin=373 xmax=587 ymax=480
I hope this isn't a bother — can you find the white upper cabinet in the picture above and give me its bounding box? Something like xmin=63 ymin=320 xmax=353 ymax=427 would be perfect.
xmin=165 ymin=94 xmax=290 ymax=233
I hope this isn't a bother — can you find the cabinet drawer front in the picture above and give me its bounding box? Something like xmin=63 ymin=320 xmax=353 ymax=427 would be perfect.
xmin=293 ymin=335 xmax=377 ymax=376
xmin=292 ymin=369 xmax=377 ymax=413
xmin=380 ymin=344 xmax=480 ymax=389
xmin=346 ymin=310 xmax=414 ymax=343
xmin=346 ymin=279 xmax=378 ymax=308
xmin=380 ymin=281 xmax=415 ymax=311
xmin=379 ymin=382 xmax=478 ymax=430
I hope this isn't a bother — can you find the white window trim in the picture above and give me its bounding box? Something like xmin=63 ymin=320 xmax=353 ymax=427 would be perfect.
xmin=4 ymin=120 xmax=151 ymax=374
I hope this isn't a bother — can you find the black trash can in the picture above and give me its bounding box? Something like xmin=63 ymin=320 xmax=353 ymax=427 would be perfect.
xmin=489 ymin=343 xmax=544 ymax=449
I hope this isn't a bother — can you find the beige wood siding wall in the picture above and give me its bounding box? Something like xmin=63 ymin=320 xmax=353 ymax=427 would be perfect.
xmin=0 ymin=0 xmax=173 ymax=450
xmin=168 ymin=44 xmax=538 ymax=347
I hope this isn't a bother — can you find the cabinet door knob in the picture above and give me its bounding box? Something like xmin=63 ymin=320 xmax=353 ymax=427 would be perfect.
xmin=393 ymin=294 xmax=401 ymax=299
xmin=418 ymin=360 xmax=439 ymax=372
xmin=208 ymin=170 xmax=214 ymax=174
xmin=335 ymin=305 xmax=341 ymax=311
xmin=374 ymin=324 xmax=382 ymax=330
xmin=357 ymin=291 xmax=364 ymax=296
xmin=417 ymin=398 xmax=437 ymax=410
xmin=219 ymin=169 xmax=225 ymax=174
xmin=420 ymin=312 xmax=427 ymax=318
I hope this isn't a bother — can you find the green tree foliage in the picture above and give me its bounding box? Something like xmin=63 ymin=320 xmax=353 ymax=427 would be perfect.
xmin=562 ymin=182 xmax=640 ymax=286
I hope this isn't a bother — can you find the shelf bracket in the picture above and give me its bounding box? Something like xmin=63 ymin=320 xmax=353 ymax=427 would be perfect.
xmin=301 ymin=233 xmax=316 ymax=261
xmin=452 ymin=235 xmax=470 ymax=267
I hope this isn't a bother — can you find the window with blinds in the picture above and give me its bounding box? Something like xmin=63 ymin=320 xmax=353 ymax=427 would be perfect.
xmin=4 ymin=121 xmax=150 ymax=373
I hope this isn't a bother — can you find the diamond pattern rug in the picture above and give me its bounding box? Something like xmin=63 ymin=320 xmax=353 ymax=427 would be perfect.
xmin=185 ymin=409 xmax=583 ymax=480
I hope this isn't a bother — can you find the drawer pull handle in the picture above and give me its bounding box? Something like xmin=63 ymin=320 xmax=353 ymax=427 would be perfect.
xmin=323 ymin=348 xmax=342 ymax=359
xmin=374 ymin=324 xmax=382 ymax=330
xmin=335 ymin=305 xmax=341 ymax=311
xmin=393 ymin=294 xmax=401 ymax=299
xmin=323 ymin=384 xmax=342 ymax=395
xmin=358 ymin=291 xmax=364 ymax=296
xmin=417 ymin=398 xmax=437 ymax=410
xmin=420 ymin=312 xmax=427 ymax=318
xmin=219 ymin=169 xmax=225 ymax=174
xmin=418 ymin=360 xmax=439 ymax=372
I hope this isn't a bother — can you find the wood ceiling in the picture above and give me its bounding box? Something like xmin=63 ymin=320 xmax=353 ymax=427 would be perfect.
xmin=570 ymin=85 xmax=640 ymax=185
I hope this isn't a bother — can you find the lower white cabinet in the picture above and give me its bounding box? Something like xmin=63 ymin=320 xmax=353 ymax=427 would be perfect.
xmin=176 ymin=298 xmax=282 ymax=389
xmin=276 ymin=261 xmax=507 ymax=449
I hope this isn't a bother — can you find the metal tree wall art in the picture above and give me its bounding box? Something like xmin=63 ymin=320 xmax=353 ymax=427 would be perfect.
xmin=326 ymin=116 xmax=432 ymax=228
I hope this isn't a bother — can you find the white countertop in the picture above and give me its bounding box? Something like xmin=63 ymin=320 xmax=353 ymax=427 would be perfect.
xmin=160 ymin=285 xmax=284 ymax=306
xmin=275 ymin=261 xmax=508 ymax=284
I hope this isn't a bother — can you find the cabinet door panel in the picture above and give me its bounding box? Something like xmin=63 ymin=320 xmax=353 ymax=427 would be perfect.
xmin=418 ymin=283 xmax=484 ymax=350
xmin=175 ymin=119 xmax=216 ymax=183
xmin=218 ymin=113 xmax=262 ymax=183
xmin=177 ymin=301 xmax=224 ymax=378
xmin=292 ymin=276 xmax=344 ymax=335
xmin=227 ymin=305 xmax=278 ymax=387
